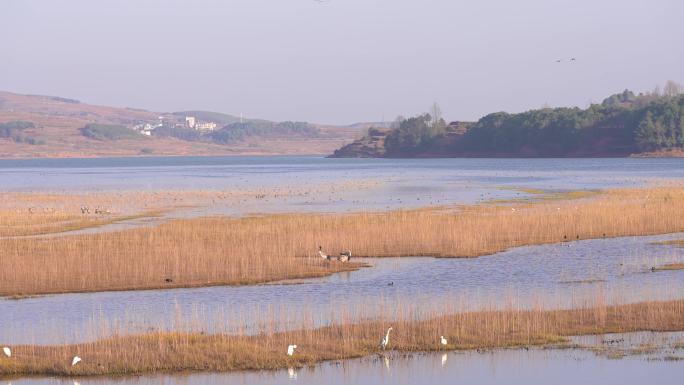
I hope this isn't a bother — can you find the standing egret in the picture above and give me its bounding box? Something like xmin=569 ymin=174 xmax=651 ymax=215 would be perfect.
xmin=440 ymin=336 xmax=447 ymax=346
xmin=287 ymin=344 xmax=297 ymax=356
xmin=71 ymin=356 xmax=81 ymax=366
xmin=2 ymin=347 xmax=10 ymax=357
xmin=378 ymin=327 xmax=393 ymax=350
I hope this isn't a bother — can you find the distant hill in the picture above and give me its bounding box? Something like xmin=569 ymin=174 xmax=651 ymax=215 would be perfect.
xmin=0 ymin=91 xmax=362 ymax=158
xmin=331 ymin=88 xmax=684 ymax=158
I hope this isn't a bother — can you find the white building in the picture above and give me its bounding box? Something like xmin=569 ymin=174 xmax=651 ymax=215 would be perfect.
xmin=195 ymin=121 xmax=217 ymax=131
xmin=185 ymin=116 xmax=196 ymax=129
xmin=132 ymin=122 xmax=160 ymax=136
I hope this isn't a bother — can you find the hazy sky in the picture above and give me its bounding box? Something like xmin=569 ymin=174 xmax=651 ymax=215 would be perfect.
xmin=1 ymin=0 xmax=683 ymax=125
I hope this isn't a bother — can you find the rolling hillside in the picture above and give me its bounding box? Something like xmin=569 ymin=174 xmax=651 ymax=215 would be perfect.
xmin=0 ymin=91 xmax=360 ymax=158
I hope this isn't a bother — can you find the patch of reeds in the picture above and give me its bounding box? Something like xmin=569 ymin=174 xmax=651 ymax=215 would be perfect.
xmin=1 ymin=298 xmax=683 ymax=376
xmin=654 ymin=263 xmax=684 ymax=271
xmin=2 ymin=186 xmax=684 ymax=296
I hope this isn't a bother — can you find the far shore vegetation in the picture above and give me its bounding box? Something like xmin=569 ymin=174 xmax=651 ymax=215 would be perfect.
xmin=2 ymin=185 xmax=684 ymax=296
xmin=334 ymin=81 xmax=684 ymax=157
xmin=1 ymin=298 xmax=683 ymax=377
xmin=79 ymin=123 xmax=144 ymax=141
xmin=0 ymin=120 xmax=44 ymax=145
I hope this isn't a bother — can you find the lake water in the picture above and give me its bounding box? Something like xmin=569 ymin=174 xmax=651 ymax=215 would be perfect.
xmin=3 ymin=232 xmax=684 ymax=345
xmin=3 ymin=156 xmax=684 ymax=382
xmin=2 ymin=156 xmax=684 ymax=214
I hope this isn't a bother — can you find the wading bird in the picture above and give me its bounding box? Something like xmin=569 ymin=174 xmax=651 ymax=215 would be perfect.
xmin=339 ymin=250 xmax=352 ymax=262
xmin=318 ymin=246 xmax=330 ymax=260
xmin=287 ymin=344 xmax=297 ymax=356
xmin=379 ymin=327 xmax=393 ymax=350
xmin=72 ymin=356 xmax=81 ymax=366
xmin=440 ymin=336 xmax=448 ymax=346
xmin=2 ymin=347 xmax=10 ymax=357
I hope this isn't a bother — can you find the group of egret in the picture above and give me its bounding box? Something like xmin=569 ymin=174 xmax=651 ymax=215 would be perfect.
xmin=318 ymin=246 xmax=352 ymax=262
xmin=3 ymin=346 xmax=80 ymax=367
xmin=5 ymin=332 xmax=446 ymax=369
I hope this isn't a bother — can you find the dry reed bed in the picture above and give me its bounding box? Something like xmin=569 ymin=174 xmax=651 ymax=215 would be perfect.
xmin=2 ymin=186 xmax=684 ymax=296
xmin=1 ymin=299 xmax=683 ymax=376
xmin=0 ymin=209 xmax=165 ymax=238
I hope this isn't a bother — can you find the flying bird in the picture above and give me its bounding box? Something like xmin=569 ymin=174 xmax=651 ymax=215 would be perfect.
xmin=2 ymin=347 xmax=10 ymax=357
xmin=287 ymin=344 xmax=297 ymax=356
xmin=72 ymin=356 xmax=81 ymax=366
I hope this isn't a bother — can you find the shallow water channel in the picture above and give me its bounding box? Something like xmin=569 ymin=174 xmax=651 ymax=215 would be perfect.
xmin=3 ymin=233 xmax=684 ymax=345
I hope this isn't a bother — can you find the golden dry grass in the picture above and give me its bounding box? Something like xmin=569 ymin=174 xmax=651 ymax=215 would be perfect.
xmin=655 ymin=263 xmax=684 ymax=271
xmin=0 ymin=209 xmax=164 ymax=237
xmin=2 ymin=186 xmax=684 ymax=296
xmin=1 ymin=299 xmax=683 ymax=376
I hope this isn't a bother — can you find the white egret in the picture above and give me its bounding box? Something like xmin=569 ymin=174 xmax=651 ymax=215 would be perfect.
xmin=440 ymin=336 xmax=447 ymax=346
xmin=378 ymin=327 xmax=393 ymax=350
xmin=71 ymin=356 xmax=81 ymax=366
xmin=287 ymin=344 xmax=297 ymax=356
xmin=2 ymin=347 xmax=10 ymax=357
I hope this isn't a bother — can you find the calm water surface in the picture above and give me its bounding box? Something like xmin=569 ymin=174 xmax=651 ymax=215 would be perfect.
xmin=3 ymin=157 xmax=684 ymax=382
xmin=2 ymin=156 xmax=684 ymax=214
xmin=3 ymin=232 xmax=684 ymax=345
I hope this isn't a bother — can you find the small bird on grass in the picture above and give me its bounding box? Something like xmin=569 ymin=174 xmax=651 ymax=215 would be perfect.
xmin=2 ymin=347 xmax=10 ymax=357
xmin=287 ymin=344 xmax=297 ymax=356
xmin=72 ymin=356 xmax=81 ymax=366
xmin=440 ymin=336 xmax=448 ymax=346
